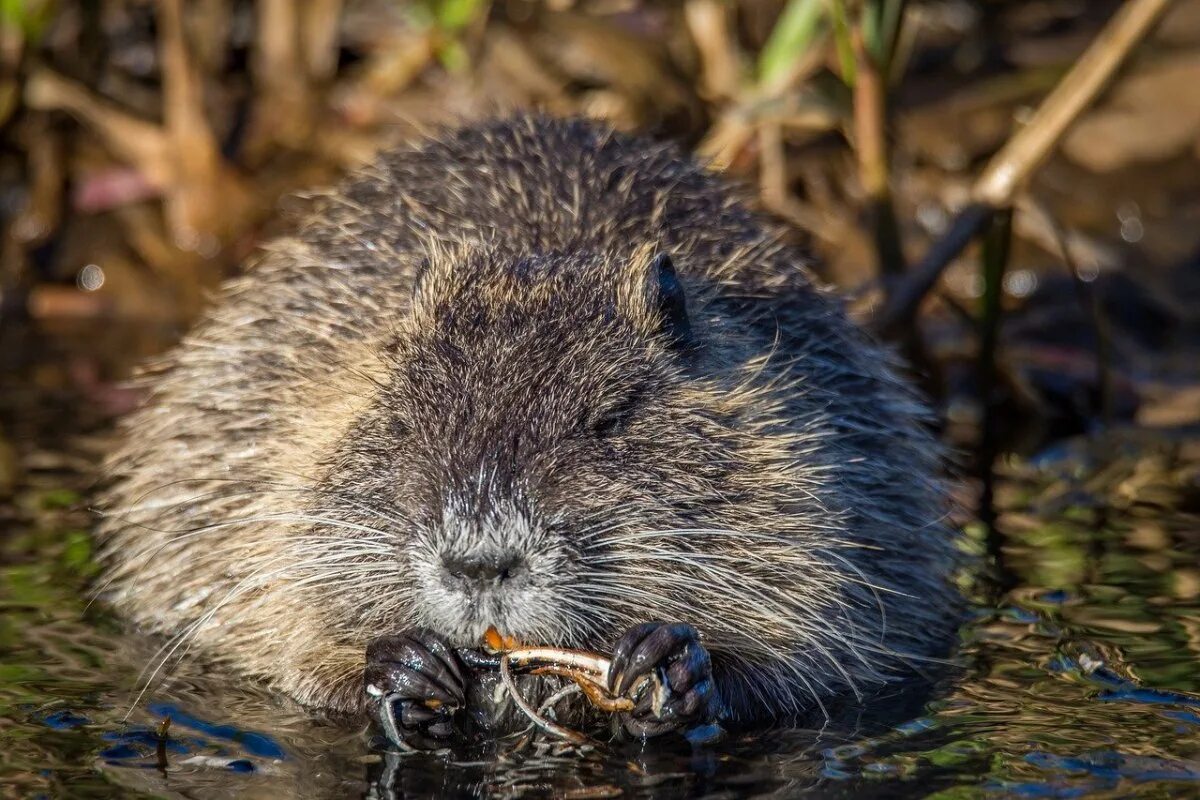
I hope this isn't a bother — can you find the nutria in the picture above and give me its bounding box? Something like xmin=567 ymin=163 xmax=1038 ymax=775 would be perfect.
xmin=96 ymin=115 xmax=961 ymax=747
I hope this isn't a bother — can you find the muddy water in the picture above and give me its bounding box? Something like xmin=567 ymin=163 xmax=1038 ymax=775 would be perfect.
xmin=1 ymin=322 xmax=1198 ymax=799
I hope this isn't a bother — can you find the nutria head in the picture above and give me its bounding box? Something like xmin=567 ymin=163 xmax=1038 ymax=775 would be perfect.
xmin=312 ymin=242 xmax=772 ymax=651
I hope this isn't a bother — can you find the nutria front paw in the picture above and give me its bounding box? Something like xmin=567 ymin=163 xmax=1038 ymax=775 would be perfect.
xmin=608 ymin=621 xmax=716 ymax=739
xmin=365 ymin=629 xmax=471 ymax=750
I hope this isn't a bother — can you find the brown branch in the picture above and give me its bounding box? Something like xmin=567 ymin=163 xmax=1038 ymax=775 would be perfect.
xmin=973 ymin=0 xmax=1174 ymax=207
xmin=158 ymin=0 xmax=228 ymax=248
xmin=872 ymin=0 xmax=1173 ymax=335
xmin=302 ymin=0 xmax=345 ymax=81
xmin=852 ymin=27 xmax=906 ymax=276
xmin=685 ymin=0 xmax=741 ymax=101
xmin=873 ymin=202 xmax=993 ymax=337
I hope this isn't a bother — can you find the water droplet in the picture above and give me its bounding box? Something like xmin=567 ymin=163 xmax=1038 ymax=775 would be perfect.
xmin=1003 ymin=269 xmax=1037 ymax=298
xmin=77 ymin=264 xmax=106 ymax=292
xmin=1117 ymin=201 xmax=1141 ymax=222
xmin=1120 ymin=217 xmax=1144 ymax=243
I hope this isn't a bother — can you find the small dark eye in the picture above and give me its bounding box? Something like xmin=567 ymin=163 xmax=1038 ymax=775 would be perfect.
xmin=592 ymin=412 xmax=625 ymax=438
xmin=589 ymin=394 xmax=640 ymax=439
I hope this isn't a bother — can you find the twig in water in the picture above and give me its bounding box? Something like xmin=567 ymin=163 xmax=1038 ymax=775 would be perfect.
xmin=874 ymin=203 xmax=993 ymax=337
xmin=501 ymin=646 xmax=639 ymax=713
xmin=1049 ymin=217 xmax=1115 ymax=429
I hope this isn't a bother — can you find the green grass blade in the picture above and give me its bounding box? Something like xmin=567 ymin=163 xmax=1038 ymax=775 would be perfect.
xmin=758 ymin=0 xmax=827 ymax=89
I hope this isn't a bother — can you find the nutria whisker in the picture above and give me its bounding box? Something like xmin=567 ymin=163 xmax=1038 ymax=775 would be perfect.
xmin=127 ymin=546 xmax=382 ymax=717
xmin=126 ymin=556 xmax=297 ymax=717
xmin=580 ymin=535 xmax=906 ymax=657
xmin=573 ymin=578 xmax=865 ymax=703
xmin=95 ymin=511 xmax=398 ymax=606
xmin=104 ymin=472 xmax=413 ymax=530
xmin=87 ymin=510 xmax=393 ymax=609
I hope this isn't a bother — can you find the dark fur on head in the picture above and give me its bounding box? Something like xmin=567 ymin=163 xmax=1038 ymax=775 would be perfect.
xmin=97 ymin=116 xmax=962 ymax=726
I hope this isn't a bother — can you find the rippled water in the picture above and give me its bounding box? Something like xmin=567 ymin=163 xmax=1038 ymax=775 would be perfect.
xmin=1 ymin=326 xmax=1198 ymax=799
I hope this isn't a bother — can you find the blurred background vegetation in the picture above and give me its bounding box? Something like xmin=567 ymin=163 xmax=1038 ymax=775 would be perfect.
xmin=1 ymin=0 xmax=1199 ymax=522
xmin=2 ymin=5 xmax=1200 ymax=796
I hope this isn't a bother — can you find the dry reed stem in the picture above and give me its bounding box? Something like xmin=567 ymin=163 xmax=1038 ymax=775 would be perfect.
xmin=874 ymin=0 xmax=1172 ymax=333
xmin=23 ymin=70 xmax=169 ymax=185
xmin=499 ymin=654 xmax=592 ymax=745
xmin=302 ymin=0 xmax=345 ymax=81
xmin=851 ymin=27 xmax=906 ymax=276
xmin=252 ymin=0 xmax=316 ymax=152
xmin=491 ymin=642 xmax=645 ymax=742
xmin=973 ymin=0 xmax=1174 ymax=206
xmin=685 ymin=0 xmax=742 ymax=101
xmin=158 ymin=0 xmax=226 ymax=247
xmin=696 ymin=47 xmax=827 ymax=170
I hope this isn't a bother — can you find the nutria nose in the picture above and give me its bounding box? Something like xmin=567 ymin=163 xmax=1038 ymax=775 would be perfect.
xmin=442 ymin=554 xmax=524 ymax=586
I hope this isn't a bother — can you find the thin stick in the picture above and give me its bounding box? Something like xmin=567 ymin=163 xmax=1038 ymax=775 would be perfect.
xmin=499 ymin=654 xmax=590 ymax=745
xmin=1051 ymin=218 xmax=1115 ymax=428
xmin=528 ymin=667 xmax=634 ymax=713
xmin=491 ymin=643 xmax=645 ymax=741
xmin=685 ymin=0 xmax=741 ymax=101
xmin=852 ymin=26 xmax=906 ymax=276
xmin=503 ymin=646 xmax=638 ymax=711
xmin=874 ymin=203 xmax=992 ymax=336
xmin=157 ymin=0 xmax=225 ymax=245
xmin=538 ymin=683 xmax=583 ymax=718
xmin=873 ymin=0 xmax=1172 ymax=334
xmin=973 ymin=0 xmax=1174 ymax=207
xmin=976 ymin=209 xmax=1016 ymax=595
xmin=502 ymin=646 xmax=613 ymax=682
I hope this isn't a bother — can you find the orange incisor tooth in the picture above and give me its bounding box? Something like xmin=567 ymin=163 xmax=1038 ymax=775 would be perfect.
xmin=484 ymin=626 xmax=504 ymax=652
xmin=484 ymin=626 xmax=518 ymax=651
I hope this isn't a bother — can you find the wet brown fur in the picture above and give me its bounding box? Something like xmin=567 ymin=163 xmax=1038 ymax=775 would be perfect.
xmin=97 ymin=116 xmax=961 ymax=725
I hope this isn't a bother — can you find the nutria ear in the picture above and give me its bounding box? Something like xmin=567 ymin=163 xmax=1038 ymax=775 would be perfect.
xmin=648 ymin=252 xmax=692 ymax=347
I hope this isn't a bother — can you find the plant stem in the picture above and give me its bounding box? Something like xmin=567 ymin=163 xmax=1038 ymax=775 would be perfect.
xmin=974 ymin=0 xmax=1173 ymax=206
xmin=852 ymin=27 xmax=906 ymax=276
xmin=977 ymin=208 xmax=1014 ymax=591
xmin=826 ymin=0 xmax=856 ymax=85
xmin=758 ymin=0 xmax=826 ymax=94
xmin=874 ymin=203 xmax=993 ymax=336
xmin=1052 ymin=221 xmax=1115 ymax=429
xmin=861 ymin=0 xmax=906 ymax=80
xmin=872 ymin=0 xmax=1172 ymax=335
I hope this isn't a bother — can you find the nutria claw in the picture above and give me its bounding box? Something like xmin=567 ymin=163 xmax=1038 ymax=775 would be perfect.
xmin=365 ymin=629 xmax=470 ymax=750
xmin=608 ymin=621 xmax=716 ymax=738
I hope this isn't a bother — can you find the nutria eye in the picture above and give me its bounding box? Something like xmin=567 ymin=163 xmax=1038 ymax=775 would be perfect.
xmin=591 ymin=412 xmax=625 ymax=438
xmin=589 ymin=394 xmax=640 ymax=439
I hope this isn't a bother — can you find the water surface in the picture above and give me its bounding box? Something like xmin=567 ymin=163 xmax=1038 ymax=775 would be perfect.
xmin=1 ymin=322 xmax=1198 ymax=799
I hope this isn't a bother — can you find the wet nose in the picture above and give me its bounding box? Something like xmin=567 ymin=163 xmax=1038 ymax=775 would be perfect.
xmin=442 ymin=553 xmax=525 ymax=586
